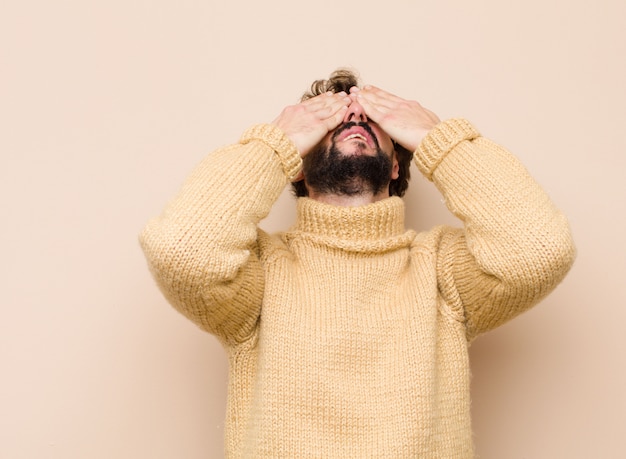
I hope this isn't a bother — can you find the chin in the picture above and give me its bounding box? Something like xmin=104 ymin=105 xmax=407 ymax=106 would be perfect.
xmin=337 ymin=142 xmax=373 ymax=157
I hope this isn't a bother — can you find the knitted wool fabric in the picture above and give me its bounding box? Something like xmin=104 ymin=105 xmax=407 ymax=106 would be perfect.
xmin=140 ymin=119 xmax=575 ymax=458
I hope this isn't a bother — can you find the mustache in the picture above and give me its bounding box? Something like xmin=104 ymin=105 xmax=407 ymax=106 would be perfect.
xmin=331 ymin=121 xmax=380 ymax=149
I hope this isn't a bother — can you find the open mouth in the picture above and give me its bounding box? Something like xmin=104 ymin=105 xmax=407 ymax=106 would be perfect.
xmin=334 ymin=123 xmax=378 ymax=150
xmin=343 ymin=133 xmax=369 ymax=142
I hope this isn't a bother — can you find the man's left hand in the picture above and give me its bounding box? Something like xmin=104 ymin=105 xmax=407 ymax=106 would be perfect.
xmin=351 ymin=86 xmax=440 ymax=152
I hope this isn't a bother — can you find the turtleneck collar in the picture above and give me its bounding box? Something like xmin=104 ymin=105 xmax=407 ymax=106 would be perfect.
xmin=292 ymin=196 xmax=406 ymax=241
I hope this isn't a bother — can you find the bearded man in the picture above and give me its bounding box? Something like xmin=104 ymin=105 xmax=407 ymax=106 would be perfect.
xmin=140 ymin=69 xmax=575 ymax=458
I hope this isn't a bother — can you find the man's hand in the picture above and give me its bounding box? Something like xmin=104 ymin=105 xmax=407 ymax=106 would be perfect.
xmin=351 ymin=86 xmax=440 ymax=152
xmin=272 ymin=92 xmax=351 ymax=157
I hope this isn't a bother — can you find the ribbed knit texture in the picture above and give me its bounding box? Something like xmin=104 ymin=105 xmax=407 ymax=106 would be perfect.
xmin=140 ymin=119 xmax=575 ymax=458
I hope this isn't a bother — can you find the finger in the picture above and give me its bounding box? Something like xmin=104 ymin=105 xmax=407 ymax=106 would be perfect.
xmin=357 ymin=98 xmax=386 ymax=124
xmin=301 ymin=91 xmax=348 ymax=109
xmin=300 ymin=91 xmax=332 ymax=106
xmin=311 ymin=94 xmax=351 ymax=119
xmin=357 ymin=87 xmax=398 ymax=111
xmin=361 ymin=85 xmax=405 ymax=103
xmin=323 ymin=104 xmax=348 ymax=131
xmin=347 ymin=88 xmax=389 ymax=120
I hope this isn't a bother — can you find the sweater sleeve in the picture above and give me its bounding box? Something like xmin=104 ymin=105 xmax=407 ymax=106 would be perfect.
xmin=415 ymin=119 xmax=576 ymax=341
xmin=139 ymin=124 xmax=301 ymax=345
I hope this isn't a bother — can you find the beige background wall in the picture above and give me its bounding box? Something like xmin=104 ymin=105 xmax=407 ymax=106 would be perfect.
xmin=2 ymin=0 xmax=624 ymax=457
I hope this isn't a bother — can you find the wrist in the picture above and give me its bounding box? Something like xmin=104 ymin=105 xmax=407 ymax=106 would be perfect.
xmin=413 ymin=119 xmax=480 ymax=180
xmin=240 ymin=124 xmax=302 ymax=180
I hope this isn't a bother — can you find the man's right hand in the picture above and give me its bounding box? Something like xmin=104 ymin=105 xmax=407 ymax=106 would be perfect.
xmin=271 ymin=91 xmax=351 ymax=158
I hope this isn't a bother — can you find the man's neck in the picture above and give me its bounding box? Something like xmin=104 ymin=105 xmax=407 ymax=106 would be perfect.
xmin=307 ymin=190 xmax=390 ymax=207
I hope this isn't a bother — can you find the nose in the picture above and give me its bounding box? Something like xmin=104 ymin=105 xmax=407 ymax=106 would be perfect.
xmin=343 ymin=100 xmax=367 ymax=123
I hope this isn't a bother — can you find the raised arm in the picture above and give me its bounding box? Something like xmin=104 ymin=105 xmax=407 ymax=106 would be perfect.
xmin=356 ymin=86 xmax=576 ymax=340
xmin=140 ymin=92 xmax=350 ymax=345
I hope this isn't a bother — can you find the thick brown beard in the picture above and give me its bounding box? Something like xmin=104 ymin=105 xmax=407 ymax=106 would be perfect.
xmin=302 ymin=140 xmax=392 ymax=197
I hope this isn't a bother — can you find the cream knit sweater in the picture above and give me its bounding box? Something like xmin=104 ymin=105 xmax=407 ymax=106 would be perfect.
xmin=140 ymin=119 xmax=575 ymax=458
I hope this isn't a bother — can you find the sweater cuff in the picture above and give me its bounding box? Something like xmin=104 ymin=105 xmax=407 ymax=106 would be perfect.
xmin=240 ymin=124 xmax=302 ymax=181
xmin=414 ymin=118 xmax=480 ymax=180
